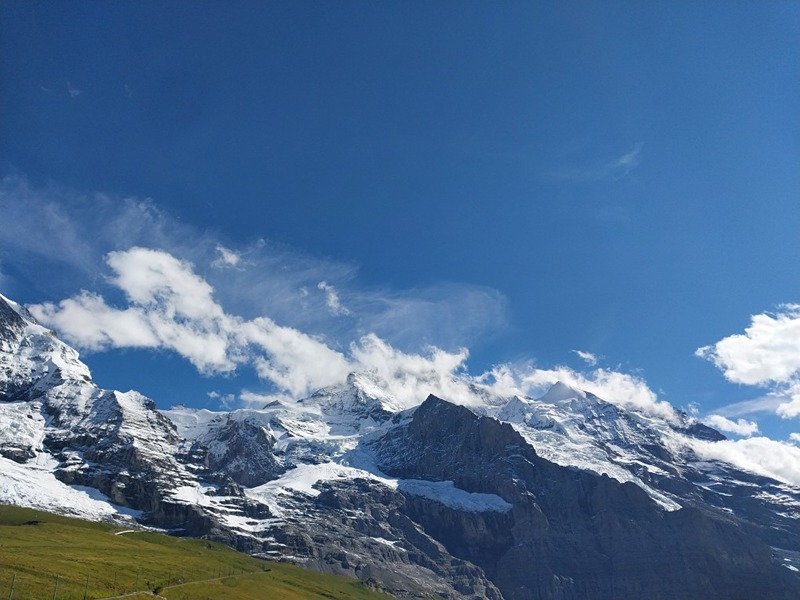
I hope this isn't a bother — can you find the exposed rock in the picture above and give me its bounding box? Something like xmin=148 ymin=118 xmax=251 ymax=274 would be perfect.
xmin=202 ymin=417 xmax=284 ymax=487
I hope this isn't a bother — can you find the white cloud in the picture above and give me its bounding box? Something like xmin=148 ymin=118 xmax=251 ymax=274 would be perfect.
xmin=318 ymin=281 xmax=350 ymax=316
xmin=212 ymin=246 xmax=243 ymax=269
xmin=31 ymin=292 xmax=160 ymax=351
xmin=26 ymin=246 xmax=504 ymax=411
xmin=480 ymin=362 xmax=677 ymax=422
xmin=777 ymin=382 xmax=800 ymax=418
xmin=552 ymin=142 xmax=644 ymax=182
xmin=244 ymin=317 xmax=350 ymax=396
xmin=30 ymin=248 xmax=349 ymax=394
xmin=702 ymin=415 xmax=759 ymax=437
xmin=207 ymin=391 xmax=235 ymax=409
xmin=789 ymin=433 xmax=800 ymax=445
xmin=108 ymin=248 xmax=224 ymax=322
xmin=350 ymin=334 xmax=474 ymax=409
xmin=689 ymin=437 xmax=800 ymax=486
xmin=697 ymin=305 xmax=800 ymax=421
xmin=572 ymin=349 xmax=598 ymax=366
xmin=696 ymin=305 xmax=800 ymax=386
xmin=1 ymin=178 xmax=681 ymax=421
xmin=779 ymin=402 xmax=800 ymax=419
xmin=25 ymin=246 xmax=703 ymax=431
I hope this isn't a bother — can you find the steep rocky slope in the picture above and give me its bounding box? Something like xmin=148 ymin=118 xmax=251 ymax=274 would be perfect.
xmin=373 ymin=396 xmax=797 ymax=599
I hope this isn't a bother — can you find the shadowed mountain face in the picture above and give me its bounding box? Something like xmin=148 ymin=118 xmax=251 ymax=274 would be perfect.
xmin=373 ymin=396 xmax=797 ymax=600
xmin=1 ymin=293 xmax=799 ymax=599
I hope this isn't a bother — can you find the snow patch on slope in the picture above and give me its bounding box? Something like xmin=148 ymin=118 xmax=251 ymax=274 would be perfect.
xmin=0 ymin=401 xmax=45 ymax=457
xmin=248 ymin=462 xmax=385 ymax=500
xmin=0 ymin=455 xmax=140 ymax=521
xmin=398 ymin=479 xmax=511 ymax=512
xmin=244 ymin=461 xmax=511 ymax=516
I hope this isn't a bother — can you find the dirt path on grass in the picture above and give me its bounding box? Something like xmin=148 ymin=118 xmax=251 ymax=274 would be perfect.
xmin=96 ymin=572 xmax=265 ymax=600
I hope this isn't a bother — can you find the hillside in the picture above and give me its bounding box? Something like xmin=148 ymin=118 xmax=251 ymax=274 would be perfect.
xmin=0 ymin=505 xmax=394 ymax=600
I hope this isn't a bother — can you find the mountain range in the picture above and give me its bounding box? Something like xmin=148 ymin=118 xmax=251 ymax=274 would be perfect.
xmin=1 ymin=292 xmax=798 ymax=599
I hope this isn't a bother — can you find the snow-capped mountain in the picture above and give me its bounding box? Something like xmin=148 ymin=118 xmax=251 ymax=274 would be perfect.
xmin=1 ymin=292 xmax=798 ymax=600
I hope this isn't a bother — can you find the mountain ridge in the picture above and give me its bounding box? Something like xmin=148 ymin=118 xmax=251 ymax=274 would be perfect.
xmin=1 ymin=292 xmax=798 ymax=599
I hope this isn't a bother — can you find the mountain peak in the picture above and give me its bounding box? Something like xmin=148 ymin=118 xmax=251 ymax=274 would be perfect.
xmin=0 ymin=294 xmax=28 ymax=340
xmin=537 ymin=380 xmax=585 ymax=403
xmin=305 ymin=370 xmax=403 ymax=415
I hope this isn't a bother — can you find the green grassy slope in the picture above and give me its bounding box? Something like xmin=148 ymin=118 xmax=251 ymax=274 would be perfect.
xmin=0 ymin=505 xmax=393 ymax=600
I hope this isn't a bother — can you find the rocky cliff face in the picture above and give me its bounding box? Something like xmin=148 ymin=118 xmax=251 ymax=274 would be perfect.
xmin=1 ymin=292 xmax=799 ymax=599
xmin=373 ymin=395 xmax=797 ymax=600
xmin=0 ymin=294 xmax=214 ymax=531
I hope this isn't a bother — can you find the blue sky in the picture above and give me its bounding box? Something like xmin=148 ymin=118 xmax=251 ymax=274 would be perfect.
xmin=1 ymin=2 xmax=799 ymax=443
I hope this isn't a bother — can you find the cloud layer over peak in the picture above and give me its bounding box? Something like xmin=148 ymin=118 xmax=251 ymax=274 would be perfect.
xmin=6 ymin=177 xmax=799 ymax=486
xmin=27 ymin=247 xmax=483 ymax=406
xmin=27 ymin=243 xmax=680 ymax=421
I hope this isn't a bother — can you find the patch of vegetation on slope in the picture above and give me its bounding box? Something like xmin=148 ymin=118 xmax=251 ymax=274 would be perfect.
xmin=0 ymin=505 xmax=393 ymax=600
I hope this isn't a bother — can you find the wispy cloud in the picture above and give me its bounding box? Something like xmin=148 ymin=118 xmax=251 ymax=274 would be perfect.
xmin=8 ymin=176 xmax=800 ymax=486
xmin=614 ymin=143 xmax=644 ymax=175
xmin=572 ymin=349 xmax=598 ymax=366
xmin=710 ymin=394 xmax=789 ymax=418
xmin=318 ymin=281 xmax=351 ymax=316
xmin=702 ymin=414 xmax=759 ymax=437
xmin=688 ymin=437 xmax=800 ymax=486
xmin=212 ymin=245 xmax=244 ymax=270
xmin=0 ymin=176 xmax=507 ymax=355
xmin=208 ymin=390 xmax=235 ymax=409
xmin=551 ymin=142 xmax=644 ymax=182
xmin=28 ymin=247 xmax=484 ymax=406
xmin=0 ymin=177 xmax=671 ymax=418
xmin=67 ymin=81 xmax=81 ymax=99
xmin=697 ymin=304 xmax=800 ymax=420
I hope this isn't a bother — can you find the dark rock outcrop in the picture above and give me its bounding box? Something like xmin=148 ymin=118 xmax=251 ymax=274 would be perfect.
xmin=202 ymin=418 xmax=284 ymax=487
xmin=279 ymin=478 xmax=504 ymax=600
